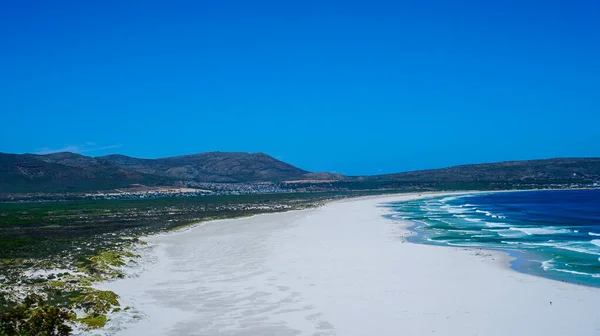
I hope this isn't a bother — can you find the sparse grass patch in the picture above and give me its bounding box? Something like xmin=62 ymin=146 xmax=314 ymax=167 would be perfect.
xmin=77 ymin=314 xmax=108 ymax=329
xmin=71 ymin=289 xmax=120 ymax=315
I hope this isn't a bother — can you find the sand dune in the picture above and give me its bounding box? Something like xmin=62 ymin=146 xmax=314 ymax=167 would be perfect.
xmin=93 ymin=193 xmax=600 ymax=335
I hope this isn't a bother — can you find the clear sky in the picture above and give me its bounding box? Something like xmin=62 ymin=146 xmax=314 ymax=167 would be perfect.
xmin=1 ymin=0 xmax=599 ymax=175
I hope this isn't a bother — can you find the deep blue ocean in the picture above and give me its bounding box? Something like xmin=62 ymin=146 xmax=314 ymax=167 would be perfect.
xmin=388 ymin=189 xmax=600 ymax=287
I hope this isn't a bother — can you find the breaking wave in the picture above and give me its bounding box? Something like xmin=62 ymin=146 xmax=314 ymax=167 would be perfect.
xmin=390 ymin=189 xmax=600 ymax=288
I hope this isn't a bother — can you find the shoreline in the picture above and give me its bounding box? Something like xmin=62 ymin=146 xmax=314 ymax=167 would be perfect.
xmin=90 ymin=192 xmax=600 ymax=336
xmin=395 ymin=190 xmax=600 ymax=289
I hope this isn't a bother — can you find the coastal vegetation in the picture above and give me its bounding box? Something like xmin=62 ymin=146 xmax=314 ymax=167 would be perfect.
xmin=0 ymin=294 xmax=75 ymax=335
xmin=0 ymin=191 xmax=392 ymax=333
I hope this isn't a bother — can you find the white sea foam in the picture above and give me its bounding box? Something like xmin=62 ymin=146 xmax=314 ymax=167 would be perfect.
xmin=454 ymin=230 xmax=485 ymax=235
xmin=426 ymin=238 xmax=448 ymax=244
xmin=541 ymin=259 xmax=554 ymax=271
xmin=475 ymin=210 xmax=493 ymax=216
xmin=505 ymin=240 xmax=600 ymax=260
xmin=462 ymin=208 xmax=506 ymax=219
xmin=437 ymin=219 xmax=457 ymax=227
xmin=510 ymin=227 xmax=571 ymax=236
xmin=534 ymin=242 xmax=600 ymax=256
xmin=554 ymin=269 xmax=600 ymax=278
xmin=484 ymin=222 xmax=510 ymax=228
xmin=591 ymin=240 xmax=600 ymax=248
xmin=421 ymin=206 xmax=441 ymax=213
xmin=438 ymin=196 xmax=459 ymax=203
xmin=495 ymin=229 xmax=527 ymax=238
xmin=441 ymin=204 xmax=468 ymax=214
xmin=446 ymin=242 xmax=490 ymax=248
xmin=589 ymin=232 xmax=600 ymax=237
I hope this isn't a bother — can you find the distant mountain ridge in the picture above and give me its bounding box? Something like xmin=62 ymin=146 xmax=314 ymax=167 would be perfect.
xmin=363 ymin=158 xmax=600 ymax=183
xmin=99 ymin=152 xmax=315 ymax=182
xmin=0 ymin=151 xmax=339 ymax=193
xmin=0 ymin=152 xmax=166 ymax=193
xmin=0 ymin=152 xmax=599 ymax=194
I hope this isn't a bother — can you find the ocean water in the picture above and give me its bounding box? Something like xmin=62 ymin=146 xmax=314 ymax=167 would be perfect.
xmin=388 ymin=189 xmax=600 ymax=287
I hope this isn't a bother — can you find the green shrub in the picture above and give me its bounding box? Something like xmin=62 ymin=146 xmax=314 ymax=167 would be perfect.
xmin=0 ymin=294 xmax=75 ymax=336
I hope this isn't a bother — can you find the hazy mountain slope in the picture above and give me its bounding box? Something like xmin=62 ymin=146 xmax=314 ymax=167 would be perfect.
xmin=100 ymin=152 xmax=314 ymax=182
xmin=2 ymin=152 xmax=599 ymax=194
xmin=365 ymin=158 xmax=600 ymax=183
xmin=0 ymin=153 xmax=167 ymax=193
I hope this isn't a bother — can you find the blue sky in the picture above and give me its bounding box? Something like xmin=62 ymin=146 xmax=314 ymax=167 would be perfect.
xmin=1 ymin=0 xmax=599 ymax=175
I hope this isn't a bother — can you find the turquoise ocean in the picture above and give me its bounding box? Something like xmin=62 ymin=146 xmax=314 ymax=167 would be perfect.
xmin=387 ymin=189 xmax=600 ymax=287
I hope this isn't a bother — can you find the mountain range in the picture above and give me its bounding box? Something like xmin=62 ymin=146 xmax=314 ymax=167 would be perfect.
xmin=1 ymin=151 xmax=599 ymax=194
xmin=0 ymin=151 xmax=340 ymax=193
xmin=100 ymin=152 xmax=342 ymax=182
xmin=367 ymin=158 xmax=600 ymax=183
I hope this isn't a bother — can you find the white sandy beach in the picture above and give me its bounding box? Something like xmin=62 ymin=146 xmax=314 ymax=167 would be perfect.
xmin=94 ymin=193 xmax=600 ymax=336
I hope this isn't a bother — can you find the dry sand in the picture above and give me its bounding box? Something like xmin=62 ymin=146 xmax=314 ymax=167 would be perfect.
xmin=92 ymin=193 xmax=600 ymax=335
